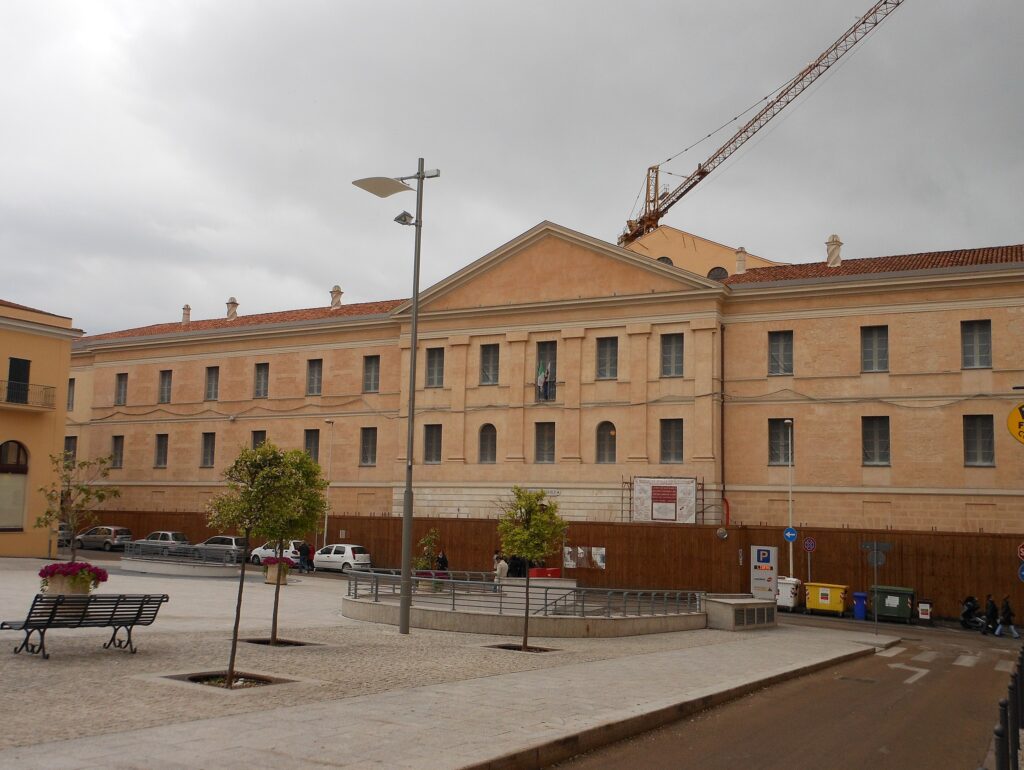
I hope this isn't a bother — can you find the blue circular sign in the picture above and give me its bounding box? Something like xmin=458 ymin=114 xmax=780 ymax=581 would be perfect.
xmin=1018 ymin=562 xmax=1024 ymax=583
xmin=783 ymin=527 xmax=798 ymax=543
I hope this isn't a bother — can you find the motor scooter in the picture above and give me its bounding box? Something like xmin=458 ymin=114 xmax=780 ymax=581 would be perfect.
xmin=960 ymin=595 xmax=986 ymax=631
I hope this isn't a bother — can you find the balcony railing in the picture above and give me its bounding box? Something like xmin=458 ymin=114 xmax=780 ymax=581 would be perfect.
xmin=0 ymin=380 xmax=56 ymax=409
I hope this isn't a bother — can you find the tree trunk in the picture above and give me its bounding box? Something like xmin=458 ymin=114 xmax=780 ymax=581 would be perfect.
xmin=225 ymin=529 xmax=250 ymax=688
xmin=521 ymin=569 xmax=531 ymax=651
xmin=270 ymin=540 xmax=283 ymax=645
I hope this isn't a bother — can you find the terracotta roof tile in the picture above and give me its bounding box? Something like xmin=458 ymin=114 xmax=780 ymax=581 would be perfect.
xmin=723 ymin=244 xmax=1024 ymax=285
xmin=82 ymin=299 xmax=406 ymax=342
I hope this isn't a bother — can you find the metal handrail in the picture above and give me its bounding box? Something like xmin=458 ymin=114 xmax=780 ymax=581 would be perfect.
xmin=0 ymin=379 xmax=55 ymax=408
xmin=123 ymin=541 xmax=245 ymax=564
xmin=346 ymin=570 xmax=704 ymax=618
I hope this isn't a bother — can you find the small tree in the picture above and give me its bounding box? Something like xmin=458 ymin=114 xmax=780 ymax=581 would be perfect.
xmin=36 ymin=452 xmax=121 ymax=562
xmin=497 ymin=486 xmax=567 ymax=651
xmin=414 ymin=527 xmax=440 ymax=570
xmin=207 ymin=443 xmax=327 ymax=686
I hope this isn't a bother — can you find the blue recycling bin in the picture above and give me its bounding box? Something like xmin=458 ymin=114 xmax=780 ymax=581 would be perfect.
xmin=853 ymin=592 xmax=868 ymax=621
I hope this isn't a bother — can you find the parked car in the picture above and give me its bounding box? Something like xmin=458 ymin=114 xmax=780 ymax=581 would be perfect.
xmin=56 ymin=522 xmax=72 ymax=548
xmin=193 ymin=535 xmax=248 ymax=563
xmin=74 ymin=526 xmax=133 ymax=551
xmin=250 ymin=540 xmax=307 ymax=566
xmin=136 ymin=531 xmax=190 ymax=555
xmin=314 ymin=544 xmax=372 ymax=573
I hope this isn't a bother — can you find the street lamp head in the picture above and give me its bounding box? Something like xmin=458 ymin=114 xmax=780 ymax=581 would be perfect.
xmin=784 ymin=419 xmax=793 ymax=425
xmin=324 ymin=419 xmax=334 ymax=425
xmin=352 ymin=176 xmax=414 ymax=198
xmin=394 ymin=211 xmax=415 ymax=226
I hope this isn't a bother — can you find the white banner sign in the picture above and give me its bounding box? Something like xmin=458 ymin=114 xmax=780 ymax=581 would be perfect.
xmin=631 ymin=477 xmax=697 ymax=523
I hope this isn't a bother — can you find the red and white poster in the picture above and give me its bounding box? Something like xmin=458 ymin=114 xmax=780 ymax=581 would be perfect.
xmin=631 ymin=477 xmax=696 ymax=523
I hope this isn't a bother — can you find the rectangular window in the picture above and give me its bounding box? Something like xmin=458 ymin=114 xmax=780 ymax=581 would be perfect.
xmin=111 ymin=435 xmax=124 ymax=468
xmin=964 ymin=415 xmax=995 ymax=466
xmin=768 ymin=419 xmax=793 ymax=466
xmin=426 ymin=348 xmax=445 ymax=388
xmin=480 ymin=344 xmax=500 ymax=386
xmin=424 ymin=424 xmax=442 ymax=464
xmin=158 ymin=370 xmax=172 ymax=404
xmin=251 ymin=430 xmax=267 ymax=449
xmin=536 ymin=341 xmax=557 ymax=402
xmin=659 ymin=419 xmax=683 ymax=463
xmin=67 ymin=378 xmax=75 ymax=411
xmin=306 ymin=359 xmax=323 ymax=396
xmin=861 ymin=416 xmax=890 ymax=466
xmin=201 ymin=433 xmax=216 ymax=467
xmin=253 ymin=362 xmax=269 ymax=398
xmin=63 ymin=436 xmax=78 ymax=462
xmin=363 ymin=355 xmax=380 ymax=393
xmin=596 ymin=337 xmax=618 ymax=380
xmin=360 ymin=427 xmax=378 ymax=467
xmin=768 ymin=331 xmax=793 ymax=376
xmin=154 ymin=434 xmax=168 ymax=468
xmin=961 ymin=320 xmax=992 ymax=369
xmin=304 ymin=429 xmax=319 ymax=463
xmin=205 ymin=366 xmax=220 ymax=401
xmin=115 ymin=373 xmax=128 ymax=406
xmin=861 ymin=326 xmax=889 ymax=373
xmin=535 ymin=422 xmax=555 ymax=464
xmin=661 ymin=333 xmax=684 ymax=377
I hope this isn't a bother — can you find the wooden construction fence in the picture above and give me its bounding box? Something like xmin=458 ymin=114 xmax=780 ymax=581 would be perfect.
xmin=101 ymin=510 xmax=1022 ymax=620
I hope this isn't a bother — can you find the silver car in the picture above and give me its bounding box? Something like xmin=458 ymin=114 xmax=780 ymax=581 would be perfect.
xmin=136 ymin=531 xmax=190 ymax=555
xmin=75 ymin=525 xmax=133 ymax=551
xmin=193 ymin=535 xmax=248 ymax=563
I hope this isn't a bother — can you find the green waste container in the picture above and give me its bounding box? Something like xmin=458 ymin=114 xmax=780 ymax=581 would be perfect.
xmin=869 ymin=585 xmax=914 ymax=623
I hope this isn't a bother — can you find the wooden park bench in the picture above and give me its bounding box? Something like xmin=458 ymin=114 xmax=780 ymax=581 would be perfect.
xmin=0 ymin=593 xmax=169 ymax=659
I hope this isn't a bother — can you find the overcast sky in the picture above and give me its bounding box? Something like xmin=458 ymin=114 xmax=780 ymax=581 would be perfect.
xmin=2 ymin=1 xmax=1021 ymax=335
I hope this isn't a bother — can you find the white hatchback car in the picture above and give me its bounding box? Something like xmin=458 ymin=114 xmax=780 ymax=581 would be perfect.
xmin=314 ymin=544 xmax=371 ymax=573
xmin=250 ymin=540 xmax=307 ymax=566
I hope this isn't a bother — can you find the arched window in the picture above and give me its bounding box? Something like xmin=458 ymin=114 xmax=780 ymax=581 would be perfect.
xmin=707 ymin=266 xmax=729 ymax=281
xmin=596 ymin=422 xmax=616 ymax=464
xmin=479 ymin=424 xmax=497 ymax=464
xmin=657 ymin=256 xmax=674 ymax=266
xmin=0 ymin=440 xmax=29 ymax=529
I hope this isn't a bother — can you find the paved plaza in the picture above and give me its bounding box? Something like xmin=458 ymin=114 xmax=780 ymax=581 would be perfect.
xmin=0 ymin=557 xmax=898 ymax=769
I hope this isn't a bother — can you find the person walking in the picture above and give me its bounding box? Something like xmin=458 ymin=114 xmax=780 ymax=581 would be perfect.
xmin=995 ymin=595 xmax=1020 ymax=639
xmin=494 ymin=555 xmax=508 ymax=592
xmin=983 ymin=594 xmax=998 ymax=635
xmin=298 ymin=541 xmax=311 ymax=574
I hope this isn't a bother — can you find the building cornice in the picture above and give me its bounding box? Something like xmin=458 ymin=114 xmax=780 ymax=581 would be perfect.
xmin=0 ymin=315 xmax=83 ymax=341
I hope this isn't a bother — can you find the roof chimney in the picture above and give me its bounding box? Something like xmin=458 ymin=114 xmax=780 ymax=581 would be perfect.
xmin=226 ymin=297 xmax=238 ymax=320
xmin=735 ymin=247 xmax=747 ymax=275
xmin=826 ymin=234 xmax=843 ymax=267
xmin=181 ymin=304 xmax=191 ymax=324
xmin=330 ymin=285 xmax=343 ymax=309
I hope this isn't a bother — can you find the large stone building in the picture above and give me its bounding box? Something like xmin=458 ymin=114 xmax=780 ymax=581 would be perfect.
xmin=1 ymin=299 xmax=80 ymax=557
xmin=67 ymin=223 xmax=1024 ymax=533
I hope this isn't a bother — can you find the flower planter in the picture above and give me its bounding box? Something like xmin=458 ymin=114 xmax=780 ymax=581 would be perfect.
xmin=264 ymin=564 xmax=290 ymax=585
xmin=43 ymin=575 xmax=91 ymax=595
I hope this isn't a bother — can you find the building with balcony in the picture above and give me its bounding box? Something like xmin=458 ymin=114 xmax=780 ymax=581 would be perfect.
xmin=66 ymin=223 xmax=1024 ymax=533
xmin=0 ymin=299 xmax=81 ymax=557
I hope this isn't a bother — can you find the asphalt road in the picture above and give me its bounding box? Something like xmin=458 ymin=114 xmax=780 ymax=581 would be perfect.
xmin=555 ymin=618 xmax=1018 ymax=770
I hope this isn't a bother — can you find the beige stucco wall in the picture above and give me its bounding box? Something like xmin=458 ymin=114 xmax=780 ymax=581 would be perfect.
xmin=0 ymin=303 xmax=78 ymax=557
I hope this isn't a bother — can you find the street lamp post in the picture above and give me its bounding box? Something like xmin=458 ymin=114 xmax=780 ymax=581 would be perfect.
xmin=784 ymin=418 xmax=794 ymax=577
xmin=323 ymin=419 xmax=335 ymax=550
xmin=353 ymin=159 xmax=439 ymax=635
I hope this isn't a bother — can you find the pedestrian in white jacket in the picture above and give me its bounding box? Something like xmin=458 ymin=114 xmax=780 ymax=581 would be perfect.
xmin=494 ymin=556 xmax=508 ymax=592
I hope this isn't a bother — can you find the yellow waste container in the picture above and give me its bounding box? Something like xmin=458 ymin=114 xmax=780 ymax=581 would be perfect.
xmin=804 ymin=582 xmax=848 ymax=617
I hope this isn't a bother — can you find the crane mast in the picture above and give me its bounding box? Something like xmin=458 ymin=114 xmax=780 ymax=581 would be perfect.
xmin=620 ymin=0 xmax=905 ymax=246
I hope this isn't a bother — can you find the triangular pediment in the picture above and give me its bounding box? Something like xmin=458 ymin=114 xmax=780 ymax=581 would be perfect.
xmin=398 ymin=222 xmax=722 ymax=315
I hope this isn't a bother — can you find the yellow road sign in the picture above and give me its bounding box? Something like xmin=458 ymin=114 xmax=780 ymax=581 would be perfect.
xmin=1009 ymin=403 xmax=1024 ymax=446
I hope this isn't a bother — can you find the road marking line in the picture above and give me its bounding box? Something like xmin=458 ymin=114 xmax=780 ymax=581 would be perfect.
xmin=953 ymin=655 xmax=980 ymax=667
xmin=876 ymin=646 xmax=906 ymax=658
xmin=996 ymin=660 xmax=1015 ymax=672
xmin=911 ymin=651 xmax=938 ymax=663
xmin=888 ymin=663 xmax=929 ymax=684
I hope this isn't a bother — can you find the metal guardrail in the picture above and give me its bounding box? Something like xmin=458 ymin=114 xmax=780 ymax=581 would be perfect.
xmin=122 ymin=541 xmax=245 ymax=564
xmin=0 ymin=380 xmax=55 ymax=408
xmin=346 ymin=570 xmax=704 ymax=618
xmin=987 ymin=641 xmax=1024 ymax=770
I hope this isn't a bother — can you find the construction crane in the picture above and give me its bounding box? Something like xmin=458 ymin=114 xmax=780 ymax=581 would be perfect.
xmin=619 ymin=0 xmax=905 ymax=246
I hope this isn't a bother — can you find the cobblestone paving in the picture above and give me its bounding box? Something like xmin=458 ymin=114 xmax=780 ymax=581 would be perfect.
xmin=0 ymin=557 xmax=734 ymax=750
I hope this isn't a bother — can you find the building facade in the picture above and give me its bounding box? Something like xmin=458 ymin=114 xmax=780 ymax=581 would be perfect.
xmin=1 ymin=299 xmax=80 ymax=557
xmin=67 ymin=223 xmax=1024 ymax=533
